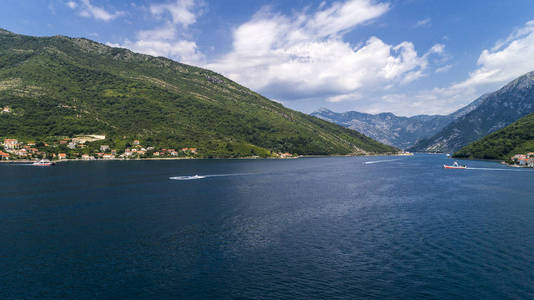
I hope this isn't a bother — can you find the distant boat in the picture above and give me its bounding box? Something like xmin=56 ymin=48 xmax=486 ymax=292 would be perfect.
xmin=32 ymin=159 xmax=55 ymax=166
xmin=443 ymin=161 xmax=466 ymax=169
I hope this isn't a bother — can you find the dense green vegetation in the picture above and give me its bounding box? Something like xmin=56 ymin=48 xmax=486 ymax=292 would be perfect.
xmin=454 ymin=112 xmax=534 ymax=161
xmin=0 ymin=29 xmax=396 ymax=157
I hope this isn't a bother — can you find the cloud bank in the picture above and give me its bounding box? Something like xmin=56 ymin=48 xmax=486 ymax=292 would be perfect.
xmin=208 ymin=0 xmax=444 ymax=103
xmin=389 ymin=19 xmax=534 ymax=116
xmin=91 ymin=1 xmax=534 ymax=116
xmin=67 ymin=0 xmax=124 ymax=21
xmin=454 ymin=20 xmax=534 ymax=90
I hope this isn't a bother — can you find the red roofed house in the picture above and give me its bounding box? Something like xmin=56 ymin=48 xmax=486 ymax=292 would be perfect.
xmin=0 ymin=151 xmax=9 ymax=160
xmin=280 ymin=152 xmax=293 ymax=158
xmin=181 ymin=147 xmax=198 ymax=154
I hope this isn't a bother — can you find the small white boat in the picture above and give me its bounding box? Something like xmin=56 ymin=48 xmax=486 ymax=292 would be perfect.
xmin=443 ymin=161 xmax=466 ymax=169
xmin=32 ymin=159 xmax=55 ymax=166
xmin=169 ymin=174 xmax=206 ymax=180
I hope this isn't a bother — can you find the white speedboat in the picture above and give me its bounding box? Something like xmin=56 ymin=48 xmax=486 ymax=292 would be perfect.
xmin=169 ymin=174 xmax=206 ymax=180
xmin=443 ymin=161 xmax=466 ymax=169
xmin=32 ymin=159 xmax=55 ymax=166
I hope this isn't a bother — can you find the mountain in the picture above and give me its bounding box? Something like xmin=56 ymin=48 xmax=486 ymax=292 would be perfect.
xmin=0 ymin=29 xmax=396 ymax=157
xmin=311 ymin=109 xmax=449 ymax=148
xmin=409 ymin=71 xmax=534 ymax=153
xmin=311 ymin=99 xmax=483 ymax=149
xmin=454 ymin=112 xmax=534 ymax=160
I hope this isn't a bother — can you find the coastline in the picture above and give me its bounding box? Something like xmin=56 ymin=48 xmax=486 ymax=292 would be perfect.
xmin=0 ymin=152 xmax=405 ymax=163
xmin=449 ymin=155 xmax=534 ymax=168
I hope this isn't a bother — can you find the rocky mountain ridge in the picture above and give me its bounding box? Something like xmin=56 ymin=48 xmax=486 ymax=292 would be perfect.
xmin=410 ymin=71 xmax=534 ymax=153
xmin=311 ymin=97 xmax=483 ymax=149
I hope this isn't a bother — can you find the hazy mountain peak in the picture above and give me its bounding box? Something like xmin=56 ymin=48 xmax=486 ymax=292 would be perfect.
xmin=311 ymin=109 xmax=452 ymax=149
xmin=316 ymin=107 xmax=333 ymax=113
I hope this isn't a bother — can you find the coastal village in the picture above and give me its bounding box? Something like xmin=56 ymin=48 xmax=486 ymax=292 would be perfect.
xmin=511 ymin=153 xmax=534 ymax=167
xmin=0 ymin=135 xmax=200 ymax=161
xmin=0 ymin=134 xmax=294 ymax=161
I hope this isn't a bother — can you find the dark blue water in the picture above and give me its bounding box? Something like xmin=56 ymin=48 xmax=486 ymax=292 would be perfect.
xmin=1 ymin=154 xmax=534 ymax=299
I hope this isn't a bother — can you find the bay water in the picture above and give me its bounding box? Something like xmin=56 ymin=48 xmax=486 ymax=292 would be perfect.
xmin=1 ymin=154 xmax=533 ymax=298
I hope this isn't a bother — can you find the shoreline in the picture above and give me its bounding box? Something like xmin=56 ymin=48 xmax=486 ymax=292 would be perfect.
xmin=448 ymin=156 xmax=534 ymax=168
xmin=0 ymin=152 xmax=406 ymax=163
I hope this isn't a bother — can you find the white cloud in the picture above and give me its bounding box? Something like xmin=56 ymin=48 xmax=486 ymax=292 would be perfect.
xmin=414 ymin=18 xmax=431 ymax=28
xmin=66 ymin=1 xmax=77 ymax=9
xmin=347 ymin=19 xmax=534 ymax=116
xmin=364 ymin=20 xmax=534 ymax=116
xmin=383 ymin=88 xmax=478 ymax=116
xmin=435 ymin=64 xmax=451 ymax=73
xmin=453 ymin=20 xmax=534 ymax=90
xmin=150 ymin=0 xmax=199 ymax=27
xmin=77 ymin=0 xmax=124 ymax=22
xmin=113 ymin=37 xmax=204 ymax=64
xmin=208 ymin=0 xmax=443 ymax=101
xmin=109 ymin=0 xmax=204 ymax=65
xmin=306 ymin=0 xmax=389 ymax=38
xmin=328 ymin=92 xmax=362 ymax=103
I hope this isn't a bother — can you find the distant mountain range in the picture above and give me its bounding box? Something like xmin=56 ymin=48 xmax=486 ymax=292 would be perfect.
xmin=314 ymin=71 xmax=534 ymax=153
xmin=0 ymin=29 xmax=396 ymax=157
xmin=311 ymin=99 xmax=482 ymax=149
xmin=410 ymin=71 xmax=534 ymax=153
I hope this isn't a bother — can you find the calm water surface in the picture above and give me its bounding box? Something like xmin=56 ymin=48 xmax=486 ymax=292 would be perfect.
xmin=1 ymin=154 xmax=534 ymax=299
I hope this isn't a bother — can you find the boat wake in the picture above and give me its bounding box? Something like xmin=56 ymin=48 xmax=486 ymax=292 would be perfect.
xmin=364 ymin=158 xmax=405 ymax=165
xmin=169 ymin=173 xmax=252 ymax=180
xmin=465 ymin=167 xmax=524 ymax=172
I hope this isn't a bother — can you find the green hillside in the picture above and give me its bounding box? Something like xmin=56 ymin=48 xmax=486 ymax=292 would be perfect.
xmin=0 ymin=29 xmax=396 ymax=158
xmin=454 ymin=112 xmax=534 ymax=161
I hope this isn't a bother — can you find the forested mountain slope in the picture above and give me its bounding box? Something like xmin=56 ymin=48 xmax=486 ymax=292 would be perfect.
xmin=0 ymin=29 xmax=396 ymax=157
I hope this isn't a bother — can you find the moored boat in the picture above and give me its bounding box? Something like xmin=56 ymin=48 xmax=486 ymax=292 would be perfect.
xmin=32 ymin=159 xmax=55 ymax=166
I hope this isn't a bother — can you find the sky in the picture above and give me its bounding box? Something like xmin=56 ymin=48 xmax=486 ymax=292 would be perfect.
xmin=3 ymin=0 xmax=534 ymax=116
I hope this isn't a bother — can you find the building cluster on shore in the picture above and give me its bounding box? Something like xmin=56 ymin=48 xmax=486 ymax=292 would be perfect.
xmin=0 ymin=134 xmax=298 ymax=161
xmin=1 ymin=136 xmax=201 ymax=161
xmin=1 ymin=139 xmax=45 ymax=160
xmin=511 ymin=153 xmax=534 ymax=167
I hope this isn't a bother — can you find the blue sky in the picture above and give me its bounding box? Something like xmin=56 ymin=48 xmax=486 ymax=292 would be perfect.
xmin=2 ymin=0 xmax=534 ymax=116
